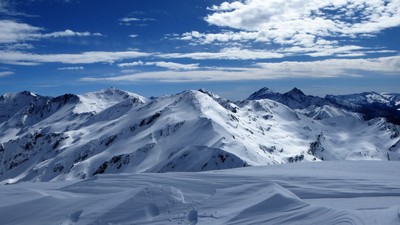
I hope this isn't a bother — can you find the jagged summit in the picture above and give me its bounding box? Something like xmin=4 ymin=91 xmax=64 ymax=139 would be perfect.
xmin=0 ymin=91 xmax=41 ymax=104
xmin=285 ymin=87 xmax=305 ymax=97
xmin=247 ymin=87 xmax=325 ymax=109
xmin=247 ymin=87 xmax=309 ymax=101
xmin=247 ymin=87 xmax=277 ymax=100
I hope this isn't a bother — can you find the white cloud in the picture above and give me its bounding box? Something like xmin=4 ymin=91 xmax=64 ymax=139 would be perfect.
xmin=0 ymin=20 xmax=102 ymax=44
xmin=175 ymin=34 xmax=395 ymax=58
xmin=0 ymin=71 xmax=13 ymax=77
xmin=58 ymin=66 xmax=84 ymax=70
xmin=3 ymin=43 xmax=34 ymax=50
xmin=118 ymin=61 xmax=199 ymax=70
xmin=120 ymin=17 xmax=142 ymax=23
xmin=81 ymin=70 xmax=256 ymax=83
xmin=177 ymin=0 xmax=400 ymax=57
xmin=37 ymin=29 xmax=102 ymax=38
xmin=159 ymin=47 xmax=284 ymax=60
xmin=150 ymin=61 xmax=199 ymax=70
xmin=118 ymin=61 xmax=144 ymax=67
xmin=206 ymin=0 xmax=400 ymax=39
xmin=0 ymin=50 xmax=151 ymax=65
xmin=255 ymin=56 xmax=400 ymax=77
xmin=120 ymin=69 xmax=136 ymax=74
xmin=81 ymin=56 xmax=400 ymax=83
xmin=0 ymin=20 xmax=41 ymax=43
xmin=283 ymin=45 xmax=365 ymax=57
xmin=129 ymin=34 xmax=138 ymax=38
xmin=119 ymin=17 xmax=155 ymax=26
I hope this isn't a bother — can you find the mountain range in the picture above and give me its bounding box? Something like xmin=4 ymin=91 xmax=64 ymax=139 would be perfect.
xmin=0 ymin=87 xmax=399 ymax=184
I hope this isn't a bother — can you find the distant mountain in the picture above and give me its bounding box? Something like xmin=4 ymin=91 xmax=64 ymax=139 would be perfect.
xmin=247 ymin=87 xmax=326 ymax=109
xmin=248 ymin=87 xmax=400 ymax=125
xmin=0 ymin=88 xmax=399 ymax=184
xmin=325 ymin=92 xmax=400 ymax=125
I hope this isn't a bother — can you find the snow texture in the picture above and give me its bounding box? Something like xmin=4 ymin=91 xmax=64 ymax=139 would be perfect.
xmin=0 ymin=161 xmax=399 ymax=225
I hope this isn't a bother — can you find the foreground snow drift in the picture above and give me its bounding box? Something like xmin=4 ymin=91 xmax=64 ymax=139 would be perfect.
xmin=1 ymin=161 xmax=399 ymax=225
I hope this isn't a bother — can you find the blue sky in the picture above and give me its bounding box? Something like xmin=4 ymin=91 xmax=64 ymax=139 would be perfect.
xmin=0 ymin=0 xmax=399 ymax=99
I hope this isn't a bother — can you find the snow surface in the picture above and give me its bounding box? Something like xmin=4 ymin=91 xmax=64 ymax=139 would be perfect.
xmin=0 ymin=161 xmax=399 ymax=225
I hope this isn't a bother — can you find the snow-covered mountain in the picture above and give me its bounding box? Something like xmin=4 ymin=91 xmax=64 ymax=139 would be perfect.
xmin=0 ymin=87 xmax=399 ymax=184
xmin=248 ymin=87 xmax=400 ymax=124
xmin=247 ymin=87 xmax=326 ymax=109
xmin=325 ymin=92 xmax=400 ymax=125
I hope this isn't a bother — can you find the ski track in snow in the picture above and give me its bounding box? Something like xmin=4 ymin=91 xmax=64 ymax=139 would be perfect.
xmin=0 ymin=161 xmax=399 ymax=225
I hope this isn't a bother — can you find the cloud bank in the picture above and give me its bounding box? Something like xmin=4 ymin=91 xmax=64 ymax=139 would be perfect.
xmin=82 ymin=56 xmax=400 ymax=82
xmin=0 ymin=50 xmax=151 ymax=65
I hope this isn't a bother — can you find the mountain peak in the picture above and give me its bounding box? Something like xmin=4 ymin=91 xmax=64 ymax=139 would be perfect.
xmin=98 ymin=87 xmax=130 ymax=96
xmin=283 ymin=88 xmax=307 ymax=101
xmin=1 ymin=91 xmax=39 ymax=100
xmin=247 ymin=87 xmax=277 ymax=100
xmin=286 ymin=88 xmax=305 ymax=97
xmin=197 ymin=89 xmax=221 ymax=100
xmin=74 ymin=89 xmax=147 ymax=114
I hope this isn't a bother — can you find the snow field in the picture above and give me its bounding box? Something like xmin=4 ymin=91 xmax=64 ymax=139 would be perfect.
xmin=0 ymin=161 xmax=399 ymax=225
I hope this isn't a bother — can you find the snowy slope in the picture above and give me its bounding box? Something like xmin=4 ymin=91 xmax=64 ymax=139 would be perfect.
xmin=74 ymin=87 xmax=147 ymax=114
xmin=0 ymin=88 xmax=399 ymax=183
xmin=0 ymin=161 xmax=399 ymax=225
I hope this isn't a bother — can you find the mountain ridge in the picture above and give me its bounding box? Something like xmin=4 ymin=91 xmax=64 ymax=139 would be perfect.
xmin=248 ymin=87 xmax=400 ymax=125
xmin=0 ymin=87 xmax=399 ymax=184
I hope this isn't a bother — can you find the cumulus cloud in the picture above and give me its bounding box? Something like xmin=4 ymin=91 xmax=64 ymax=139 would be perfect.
xmin=118 ymin=61 xmax=199 ymax=70
xmin=81 ymin=56 xmax=400 ymax=82
xmin=0 ymin=20 xmax=102 ymax=44
xmin=177 ymin=0 xmax=400 ymax=57
xmin=206 ymin=0 xmax=400 ymax=40
xmin=0 ymin=50 xmax=151 ymax=65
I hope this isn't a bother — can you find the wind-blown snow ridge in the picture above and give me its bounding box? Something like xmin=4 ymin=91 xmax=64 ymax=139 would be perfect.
xmin=0 ymin=87 xmax=399 ymax=183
